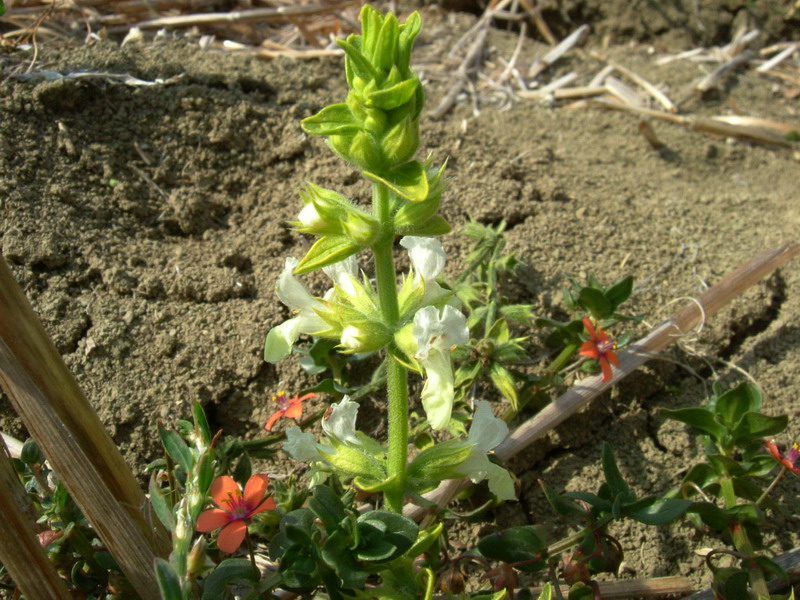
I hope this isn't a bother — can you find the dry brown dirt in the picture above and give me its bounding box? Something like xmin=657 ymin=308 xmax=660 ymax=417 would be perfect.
xmin=1 ymin=1 xmax=798 ymax=591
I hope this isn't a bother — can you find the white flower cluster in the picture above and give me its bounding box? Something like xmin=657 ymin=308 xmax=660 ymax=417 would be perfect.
xmin=264 ymin=236 xmax=468 ymax=430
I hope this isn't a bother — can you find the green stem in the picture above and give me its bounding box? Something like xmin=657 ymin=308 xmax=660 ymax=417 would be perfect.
xmin=721 ymin=475 xmax=770 ymax=598
xmin=371 ymin=183 xmax=408 ymax=512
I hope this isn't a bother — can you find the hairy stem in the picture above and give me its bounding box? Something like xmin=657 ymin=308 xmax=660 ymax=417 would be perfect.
xmin=372 ymin=183 xmax=408 ymax=512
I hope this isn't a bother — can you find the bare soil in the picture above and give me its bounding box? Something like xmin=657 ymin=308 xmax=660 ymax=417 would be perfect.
xmin=1 ymin=1 xmax=798 ymax=592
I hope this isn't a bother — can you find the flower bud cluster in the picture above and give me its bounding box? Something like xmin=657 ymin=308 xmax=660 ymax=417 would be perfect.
xmin=302 ymin=5 xmax=423 ymax=175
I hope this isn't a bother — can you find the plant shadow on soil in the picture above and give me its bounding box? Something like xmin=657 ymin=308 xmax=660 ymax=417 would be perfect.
xmin=1 ymin=1 xmax=799 ymax=591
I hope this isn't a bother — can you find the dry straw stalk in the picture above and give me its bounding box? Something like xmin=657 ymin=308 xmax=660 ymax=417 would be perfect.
xmin=0 ymin=255 xmax=170 ymax=599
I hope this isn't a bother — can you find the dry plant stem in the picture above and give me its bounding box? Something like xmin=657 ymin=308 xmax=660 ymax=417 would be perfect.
xmin=404 ymin=243 xmax=800 ymax=520
xmin=0 ymin=441 xmax=72 ymax=600
xmin=591 ymin=99 xmax=796 ymax=148
xmin=0 ymin=255 xmax=171 ymax=599
xmin=109 ymin=1 xmax=357 ymax=33
xmin=529 ymin=576 xmax=694 ymax=600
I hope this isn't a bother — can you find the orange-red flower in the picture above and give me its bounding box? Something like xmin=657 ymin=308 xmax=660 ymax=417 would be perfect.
xmin=579 ymin=318 xmax=619 ymax=383
xmin=196 ymin=475 xmax=276 ymax=553
xmin=264 ymin=390 xmax=316 ymax=431
xmin=765 ymin=440 xmax=800 ymax=476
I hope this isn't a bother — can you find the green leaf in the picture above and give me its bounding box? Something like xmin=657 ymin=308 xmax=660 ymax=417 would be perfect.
xmin=356 ymin=511 xmax=418 ymax=562
xmin=660 ymin=407 xmax=726 ymax=440
xmin=321 ymin=529 xmax=369 ymax=589
xmin=320 ymin=444 xmax=386 ymax=481
xmin=407 ymin=439 xmax=474 ymax=486
xmin=159 ymin=427 xmax=194 ymax=473
xmin=489 ymin=362 xmax=518 ymax=410
xmin=563 ymin=491 xmax=613 ymax=513
xmin=400 ymin=214 xmax=451 ymax=236
xmin=281 ymin=509 xmax=317 ymax=545
xmin=712 ymin=567 xmax=749 ymax=600
xmin=601 ymin=442 xmax=630 ymax=499
xmin=308 ymin=485 xmax=348 ymax=533
xmin=688 ymin=501 xmax=728 ymax=532
xmin=148 ymin=475 xmax=175 ymax=531
xmin=302 ymin=103 xmax=361 ymax=136
xmin=578 ymin=287 xmax=612 ymax=320
xmin=0 ymin=2 xmax=4 ymax=16
xmin=623 ymin=497 xmax=692 ymax=525
xmin=476 ymin=526 xmax=547 ymax=573
xmin=372 ymin=12 xmax=399 ymax=71
xmin=714 ymin=383 xmax=762 ymax=429
xmin=369 ymin=79 xmax=418 ymax=110
xmin=605 ymin=276 xmax=633 ymax=309
xmin=278 ymin=545 xmax=321 ymax=592
xmin=192 ymin=402 xmax=212 ymax=447
xmin=336 ymin=38 xmax=378 ymax=84
xmin=294 ymin=235 xmax=362 ymax=275
xmin=405 ymin=522 xmax=443 ymax=557
xmin=201 ymin=559 xmax=258 ymax=600
xmin=540 ymin=480 xmax=582 ymax=516
xmin=732 ymin=412 xmax=787 ymax=446
xmin=155 ymin=558 xmax=183 ymax=600
xmin=363 ymin=160 xmax=428 ymax=202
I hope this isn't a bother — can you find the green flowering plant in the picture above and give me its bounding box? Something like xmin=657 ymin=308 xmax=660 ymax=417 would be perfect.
xmin=263 ymin=4 xmax=515 ymax=517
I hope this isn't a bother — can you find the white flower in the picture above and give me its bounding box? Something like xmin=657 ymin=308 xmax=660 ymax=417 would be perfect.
xmin=456 ymin=401 xmax=515 ymax=500
xmin=400 ymin=236 xmax=449 ymax=304
xmin=283 ymin=426 xmax=330 ymax=462
xmin=322 ymin=255 xmax=359 ymax=297
xmin=298 ymin=202 xmax=326 ymax=231
xmin=412 ymin=305 xmax=469 ymax=429
xmin=264 ymin=256 xmax=359 ymax=363
xmin=321 ymin=396 xmax=361 ymax=446
xmin=400 ymin=236 xmax=445 ymax=282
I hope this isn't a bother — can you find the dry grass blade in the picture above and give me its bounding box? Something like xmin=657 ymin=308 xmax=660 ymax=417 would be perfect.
xmin=1 ymin=431 xmax=23 ymax=458
xmin=695 ymin=51 xmax=753 ymax=93
xmin=108 ymin=1 xmax=356 ymax=33
xmin=0 ymin=255 xmax=171 ymax=599
xmin=517 ymin=71 xmax=578 ymax=98
xmin=404 ymin=243 xmax=800 ymax=521
xmin=527 ymin=24 xmax=589 ymax=80
xmin=0 ymin=444 xmax=72 ymax=600
xmin=756 ymin=43 xmax=798 ymax=73
xmin=604 ymin=75 xmax=644 ymax=107
xmin=516 ymin=0 xmax=557 ymax=45
xmin=590 ymin=99 xmax=798 ymax=148
xmin=257 ymin=48 xmax=343 ymax=59
xmin=607 ymin=59 xmax=677 ymax=112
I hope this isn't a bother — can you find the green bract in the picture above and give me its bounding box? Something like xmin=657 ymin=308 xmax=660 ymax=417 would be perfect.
xmin=302 ymin=5 xmax=425 ymax=179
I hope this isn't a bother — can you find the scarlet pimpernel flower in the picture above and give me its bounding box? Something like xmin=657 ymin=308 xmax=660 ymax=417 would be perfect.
xmin=265 ymin=390 xmax=316 ymax=431
xmin=765 ymin=440 xmax=800 ymax=475
xmin=196 ymin=475 xmax=276 ymax=553
xmin=579 ymin=317 xmax=619 ymax=382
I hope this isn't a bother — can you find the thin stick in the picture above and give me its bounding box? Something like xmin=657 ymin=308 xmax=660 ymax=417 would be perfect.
xmin=589 ymin=99 xmax=797 ymax=148
xmin=108 ymin=1 xmax=357 ymax=33
xmin=0 ymin=255 xmax=171 ymax=599
xmin=404 ymin=243 xmax=800 ymax=520
xmin=527 ymin=24 xmax=589 ymax=80
xmin=530 ymin=576 xmax=694 ymax=599
xmin=606 ymin=59 xmax=677 ymax=112
xmin=756 ymin=43 xmax=797 ymax=73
